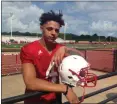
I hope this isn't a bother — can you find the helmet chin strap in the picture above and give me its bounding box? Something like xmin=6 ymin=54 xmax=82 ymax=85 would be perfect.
xmin=78 ymin=78 xmax=97 ymax=104
xmin=79 ymin=86 xmax=85 ymax=104
xmin=69 ymin=69 xmax=97 ymax=104
xmin=75 ymin=81 xmax=86 ymax=104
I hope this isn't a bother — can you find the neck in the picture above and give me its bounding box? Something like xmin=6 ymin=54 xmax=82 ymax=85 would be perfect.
xmin=39 ymin=37 xmax=55 ymax=51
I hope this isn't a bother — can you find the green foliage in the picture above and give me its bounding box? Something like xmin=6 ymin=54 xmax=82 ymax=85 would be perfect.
xmin=2 ymin=31 xmax=117 ymax=42
xmin=2 ymin=31 xmax=42 ymax=37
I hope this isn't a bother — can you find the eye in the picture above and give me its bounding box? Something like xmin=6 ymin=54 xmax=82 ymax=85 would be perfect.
xmin=46 ymin=27 xmax=59 ymax=33
xmin=55 ymin=29 xmax=59 ymax=33
xmin=68 ymin=76 xmax=73 ymax=79
xmin=46 ymin=27 xmax=53 ymax=31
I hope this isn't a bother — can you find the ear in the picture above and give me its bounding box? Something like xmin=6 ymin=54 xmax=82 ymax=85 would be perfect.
xmin=40 ymin=26 xmax=43 ymax=31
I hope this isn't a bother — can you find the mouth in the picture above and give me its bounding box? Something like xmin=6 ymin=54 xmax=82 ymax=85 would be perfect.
xmin=48 ymin=37 xmax=56 ymax=41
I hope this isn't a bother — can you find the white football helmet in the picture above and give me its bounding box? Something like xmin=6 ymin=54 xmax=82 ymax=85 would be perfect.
xmin=59 ymin=55 xmax=97 ymax=87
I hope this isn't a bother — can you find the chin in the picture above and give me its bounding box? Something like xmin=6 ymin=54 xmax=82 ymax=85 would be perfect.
xmin=44 ymin=37 xmax=56 ymax=43
xmin=48 ymin=40 xmax=56 ymax=43
xmin=47 ymin=39 xmax=56 ymax=43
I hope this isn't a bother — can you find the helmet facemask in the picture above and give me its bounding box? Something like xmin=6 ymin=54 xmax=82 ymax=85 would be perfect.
xmin=69 ymin=67 xmax=97 ymax=87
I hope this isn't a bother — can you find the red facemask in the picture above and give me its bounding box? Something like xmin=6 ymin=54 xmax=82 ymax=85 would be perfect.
xmin=69 ymin=67 xmax=97 ymax=104
xmin=69 ymin=67 xmax=97 ymax=87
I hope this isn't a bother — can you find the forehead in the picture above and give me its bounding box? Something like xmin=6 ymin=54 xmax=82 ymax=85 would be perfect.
xmin=43 ymin=21 xmax=60 ymax=28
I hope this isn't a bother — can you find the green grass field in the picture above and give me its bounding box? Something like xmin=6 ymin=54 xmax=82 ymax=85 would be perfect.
xmin=65 ymin=43 xmax=117 ymax=50
xmin=1 ymin=43 xmax=117 ymax=52
xmin=2 ymin=44 xmax=26 ymax=48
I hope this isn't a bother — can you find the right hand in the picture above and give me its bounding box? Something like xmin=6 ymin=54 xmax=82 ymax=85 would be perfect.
xmin=65 ymin=87 xmax=80 ymax=104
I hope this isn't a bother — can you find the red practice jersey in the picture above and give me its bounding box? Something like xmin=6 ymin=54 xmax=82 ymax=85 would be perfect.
xmin=20 ymin=40 xmax=63 ymax=104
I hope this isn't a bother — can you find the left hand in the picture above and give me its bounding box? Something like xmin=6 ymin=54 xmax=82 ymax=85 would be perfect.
xmin=51 ymin=46 xmax=67 ymax=67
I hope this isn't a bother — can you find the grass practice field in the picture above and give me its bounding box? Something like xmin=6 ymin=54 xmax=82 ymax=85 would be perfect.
xmin=2 ymin=43 xmax=117 ymax=52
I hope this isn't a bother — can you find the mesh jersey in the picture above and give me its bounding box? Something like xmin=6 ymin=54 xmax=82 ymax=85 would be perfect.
xmin=20 ymin=40 xmax=63 ymax=104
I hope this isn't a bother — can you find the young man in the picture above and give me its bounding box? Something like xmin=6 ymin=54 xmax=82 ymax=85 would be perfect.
xmin=20 ymin=10 xmax=79 ymax=104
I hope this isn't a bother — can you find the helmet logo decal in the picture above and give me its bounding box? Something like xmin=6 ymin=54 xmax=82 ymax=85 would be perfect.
xmin=73 ymin=57 xmax=77 ymax=59
xmin=68 ymin=76 xmax=73 ymax=79
xmin=69 ymin=69 xmax=77 ymax=75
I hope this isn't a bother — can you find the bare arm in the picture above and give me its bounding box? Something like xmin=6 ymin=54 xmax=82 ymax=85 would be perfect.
xmin=21 ymin=58 xmax=79 ymax=103
xmin=22 ymin=63 xmax=66 ymax=93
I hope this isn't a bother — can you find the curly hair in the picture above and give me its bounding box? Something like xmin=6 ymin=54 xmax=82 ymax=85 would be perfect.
xmin=39 ymin=10 xmax=65 ymax=27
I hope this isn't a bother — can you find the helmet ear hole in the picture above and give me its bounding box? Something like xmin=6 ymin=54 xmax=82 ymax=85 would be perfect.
xmin=68 ymin=76 xmax=73 ymax=79
xmin=73 ymin=57 xmax=77 ymax=59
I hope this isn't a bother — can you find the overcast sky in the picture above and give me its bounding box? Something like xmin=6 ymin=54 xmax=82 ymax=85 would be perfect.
xmin=1 ymin=1 xmax=117 ymax=37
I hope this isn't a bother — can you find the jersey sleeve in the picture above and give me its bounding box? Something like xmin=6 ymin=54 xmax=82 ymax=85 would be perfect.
xmin=20 ymin=46 xmax=33 ymax=64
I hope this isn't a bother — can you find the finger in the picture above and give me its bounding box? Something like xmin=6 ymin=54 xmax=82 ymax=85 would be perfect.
xmin=56 ymin=56 xmax=60 ymax=67
xmin=77 ymin=98 xmax=80 ymax=104
xmin=55 ymin=61 xmax=58 ymax=67
xmin=87 ymin=63 xmax=91 ymax=68
xmin=57 ymin=53 xmax=63 ymax=66
xmin=72 ymin=99 xmax=79 ymax=104
xmin=58 ymin=54 xmax=63 ymax=66
xmin=51 ymin=54 xmax=56 ymax=63
xmin=51 ymin=56 xmax=54 ymax=64
xmin=88 ymin=63 xmax=91 ymax=66
xmin=59 ymin=54 xmax=63 ymax=65
xmin=54 ymin=56 xmax=58 ymax=67
xmin=71 ymin=99 xmax=78 ymax=104
xmin=57 ymin=56 xmax=61 ymax=66
xmin=61 ymin=53 xmax=65 ymax=60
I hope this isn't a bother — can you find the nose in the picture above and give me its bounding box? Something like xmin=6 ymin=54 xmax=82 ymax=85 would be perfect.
xmin=51 ymin=29 xmax=57 ymax=37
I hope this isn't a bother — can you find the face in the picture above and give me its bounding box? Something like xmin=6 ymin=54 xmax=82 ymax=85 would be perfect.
xmin=40 ymin=21 xmax=60 ymax=43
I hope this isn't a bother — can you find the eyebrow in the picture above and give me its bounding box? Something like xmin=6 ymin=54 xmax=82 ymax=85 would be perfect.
xmin=46 ymin=27 xmax=59 ymax=30
xmin=46 ymin=27 xmax=60 ymax=32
